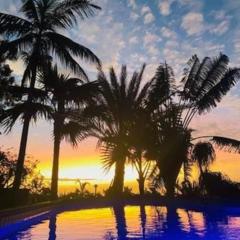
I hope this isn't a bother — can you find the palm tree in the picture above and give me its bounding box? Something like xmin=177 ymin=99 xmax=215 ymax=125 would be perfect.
xmin=78 ymin=65 xmax=156 ymax=196
xmin=130 ymin=151 xmax=151 ymax=196
xmin=40 ymin=64 xmax=99 ymax=199
xmin=0 ymin=0 xmax=101 ymax=191
xmin=191 ymin=141 xmax=216 ymax=177
xmin=146 ymin=54 xmax=240 ymax=196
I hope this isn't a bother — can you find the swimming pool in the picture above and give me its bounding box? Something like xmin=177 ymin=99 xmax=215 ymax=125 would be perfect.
xmin=1 ymin=204 xmax=240 ymax=239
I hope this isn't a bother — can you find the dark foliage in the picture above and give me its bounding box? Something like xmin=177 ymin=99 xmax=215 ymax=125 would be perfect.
xmin=201 ymin=172 xmax=240 ymax=197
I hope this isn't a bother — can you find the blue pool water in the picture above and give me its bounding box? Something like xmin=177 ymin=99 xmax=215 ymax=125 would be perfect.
xmin=1 ymin=205 xmax=240 ymax=239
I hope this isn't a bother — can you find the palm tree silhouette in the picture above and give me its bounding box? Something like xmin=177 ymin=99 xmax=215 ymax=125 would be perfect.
xmin=146 ymin=55 xmax=240 ymax=196
xmin=191 ymin=141 xmax=216 ymax=177
xmin=0 ymin=0 xmax=100 ymax=191
xmin=40 ymin=64 xmax=99 ymax=199
xmin=87 ymin=65 xmax=155 ymax=196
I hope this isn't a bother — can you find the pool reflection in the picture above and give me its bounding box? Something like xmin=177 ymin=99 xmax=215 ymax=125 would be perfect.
xmin=7 ymin=205 xmax=240 ymax=240
xmin=48 ymin=215 xmax=57 ymax=240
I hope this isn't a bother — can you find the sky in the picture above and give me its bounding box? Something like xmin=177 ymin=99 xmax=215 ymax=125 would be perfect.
xmin=0 ymin=0 xmax=240 ymax=186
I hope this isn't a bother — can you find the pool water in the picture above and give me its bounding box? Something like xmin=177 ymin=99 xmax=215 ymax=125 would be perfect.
xmin=1 ymin=205 xmax=240 ymax=239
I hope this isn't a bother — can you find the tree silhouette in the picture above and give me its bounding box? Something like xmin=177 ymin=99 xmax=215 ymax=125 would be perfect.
xmin=40 ymin=64 xmax=99 ymax=199
xmin=146 ymin=55 xmax=240 ymax=196
xmin=77 ymin=65 xmax=155 ymax=196
xmin=0 ymin=0 xmax=100 ymax=192
xmin=191 ymin=141 xmax=216 ymax=177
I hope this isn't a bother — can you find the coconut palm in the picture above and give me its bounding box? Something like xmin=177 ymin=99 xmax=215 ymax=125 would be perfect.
xmin=39 ymin=64 xmax=99 ymax=199
xmin=0 ymin=0 xmax=101 ymax=191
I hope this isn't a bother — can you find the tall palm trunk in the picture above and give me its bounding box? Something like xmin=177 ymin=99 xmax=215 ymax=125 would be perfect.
xmin=137 ymin=156 xmax=145 ymax=196
xmin=51 ymin=101 xmax=64 ymax=199
xmin=163 ymin=159 xmax=182 ymax=197
xmin=112 ymin=157 xmax=126 ymax=196
xmin=51 ymin=121 xmax=61 ymax=199
xmin=138 ymin=175 xmax=145 ymax=196
xmin=13 ymin=64 xmax=37 ymax=191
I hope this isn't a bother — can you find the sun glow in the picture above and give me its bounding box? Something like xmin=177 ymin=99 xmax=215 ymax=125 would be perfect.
xmin=40 ymin=160 xmax=138 ymax=182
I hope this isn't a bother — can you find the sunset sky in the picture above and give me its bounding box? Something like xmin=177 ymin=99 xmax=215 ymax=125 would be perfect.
xmin=0 ymin=0 xmax=240 ymax=186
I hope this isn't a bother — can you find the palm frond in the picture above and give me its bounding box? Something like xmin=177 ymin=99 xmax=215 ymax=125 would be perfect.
xmin=0 ymin=12 xmax=32 ymax=37
xmin=182 ymin=54 xmax=200 ymax=100
xmin=120 ymin=65 xmax=127 ymax=99
xmin=130 ymin=64 xmax=146 ymax=102
xmin=46 ymin=32 xmax=100 ymax=65
xmin=53 ymin=0 xmax=101 ymax=28
xmin=9 ymin=86 xmax=48 ymax=101
xmin=147 ymin=63 xmax=175 ymax=110
xmin=50 ymin=42 xmax=89 ymax=80
xmin=197 ymin=68 xmax=240 ymax=113
xmin=211 ymin=136 xmax=240 ymax=153
xmin=100 ymin=143 xmax=117 ymax=172
xmin=0 ymin=102 xmax=53 ymax=133
xmin=21 ymin=0 xmax=39 ymax=22
xmin=0 ymin=35 xmax=34 ymax=59
xmin=109 ymin=67 xmax=120 ymax=100
xmin=196 ymin=53 xmax=229 ymax=100
xmin=61 ymin=121 xmax=89 ymax=146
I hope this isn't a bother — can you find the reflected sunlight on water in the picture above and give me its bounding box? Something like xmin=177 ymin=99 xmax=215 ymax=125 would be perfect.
xmin=3 ymin=205 xmax=240 ymax=240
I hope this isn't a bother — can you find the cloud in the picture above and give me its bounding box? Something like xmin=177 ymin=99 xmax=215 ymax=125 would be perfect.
xmin=161 ymin=27 xmax=177 ymax=39
xmin=130 ymin=12 xmax=139 ymax=21
xmin=144 ymin=32 xmax=161 ymax=45
xmin=129 ymin=36 xmax=139 ymax=44
xmin=128 ymin=0 xmax=137 ymax=10
xmin=141 ymin=5 xmax=155 ymax=24
xmin=209 ymin=10 xmax=231 ymax=36
xmin=234 ymin=40 xmax=240 ymax=53
xmin=181 ymin=12 xmax=204 ymax=36
xmin=210 ymin=10 xmax=227 ymax=21
xmin=209 ymin=19 xmax=230 ymax=35
xmin=147 ymin=45 xmax=160 ymax=56
xmin=159 ymin=1 xmax=172 ymax=16
xmin=141 ymin=5 xmax=151 ymax=15
xmin=178 ymin=0 xmax=203 ymax=10
xmin=165 ymin=40 xmax=179 ymax=48
xmin=144 ymin=12 xmax=155 ymax=24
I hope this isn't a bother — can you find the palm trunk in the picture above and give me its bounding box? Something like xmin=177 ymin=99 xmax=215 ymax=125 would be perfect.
xmin=137 ymin=157 xmax=145 ymax=196
xmin=12 ymin=114 xmax=31 ymax=191
xmin=164 ymin=162 xmax=182 ymax=197
xmin=51 ymin=122 xmax=61 ymax=199
xmin=138 ymin=175 xmax=145 ymax=196
xmin=13 ymin=64 xmax=37 ymax=191
xmin=51 ymin=101 xmax=64 ymax=199
xmin=112 ymin=157 xmax=125 ymax=196
xmin=165 ymin=180 xmax=176 ymax=197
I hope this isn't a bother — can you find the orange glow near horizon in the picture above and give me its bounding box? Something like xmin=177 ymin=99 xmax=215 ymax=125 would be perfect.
xmin=39 ymin=157 xmax=139 ymax=182
xmin=37 ymin=149 xmax=240 ymax=182
xmin=0 ymin=123 xmax=240 ymax=188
